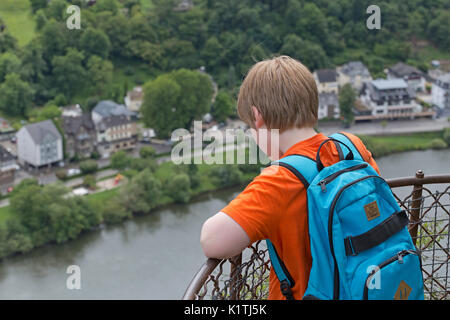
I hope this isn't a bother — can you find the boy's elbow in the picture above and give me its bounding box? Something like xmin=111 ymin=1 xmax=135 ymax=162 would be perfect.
xmin=200 ymin=218 xmax=219 ymax=258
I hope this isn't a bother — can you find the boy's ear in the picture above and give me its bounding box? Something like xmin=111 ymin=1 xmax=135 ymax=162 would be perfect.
xmin=251 ymin=106 xmax=265 ymax=129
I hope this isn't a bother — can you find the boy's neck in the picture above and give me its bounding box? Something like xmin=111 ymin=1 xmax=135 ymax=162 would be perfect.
xmin=278 ymin=127 xmax=318 ymax=155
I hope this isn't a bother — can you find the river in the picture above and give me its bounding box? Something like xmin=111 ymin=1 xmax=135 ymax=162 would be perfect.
xmin=0 ymin=149 xmax=448 ymax=299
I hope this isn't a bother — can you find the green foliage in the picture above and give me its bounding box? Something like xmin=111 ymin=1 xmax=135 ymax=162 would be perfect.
xmin=359 ymin=132 xmax=447 ymax=158
xmin=0 ymin=73 xmax=34 ymax=116
xmin=28 ymin=104 xmax=61 ymax=122
xmin=80 ymin=27 xmax=111 ymax=59
xmin=1 ymin=180 xmax=101 ymax=256
xmin=86 ymin=55 xmax=113 ymax=96
xmin=211 ymin=90 xmax=235 ymax=123
xmin=0 ymin=51 xmax=21 ymax=82
xmin=443 ymin=128 xmax=450 ymax=146
xmin=428 ymin=138 xmax=447 ymax=150
xmin=100 ymin=198 xmax=132 ymax=224
xmin=141 ymin=69 xmax=214 ymax=138
xmin=110 ymin=150 xmax=131 ymax=171
xmin=83 ymin=174 xmax=97 ymax=190
xmin=210 ymin=165 xmax=243 ymax=188
xmin=51 ymin=48 xmax=86 ymax=100
xmin=29 ymin=0 xmax=48 ymax=14
xmin=139 ymin=146 xmax=156 ymax=158
xmin=165 ymin=173 xmax=191 ymax=204
xmin=339 ymin=83 xmax=356 ymax=126
xmin=79 ymin=160 xmax=98 ymax=174
xmin=119 ymin=168 xmax=162 ymax=213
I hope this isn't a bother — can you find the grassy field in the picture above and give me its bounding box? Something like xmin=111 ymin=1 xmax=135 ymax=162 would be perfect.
xmin=0 ymin=0 xmax=36 ymax=46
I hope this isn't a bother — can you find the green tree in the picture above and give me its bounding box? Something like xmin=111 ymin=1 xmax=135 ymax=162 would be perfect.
xmin=51 ymin=48 xmax=86 ymax=100
xmin=29 ymin=0 xmax=49 ymax=13
xmin=211 ymin=90 xmax=234 ymax=123
xmin=80 ymin=28 xmax=111 ymax=59
xmin=40 ymin=20 xmax=68 ymax=60
xmin=339 ymin=83 xmax=356 ymax=126
xmin=0 ymin=73 xmax=34 ymax=116
xmin=28 ymin=104 xmax=61 ymax=122
xmin=280 ymin=34 xmax=329 ymax=70
xmin=165 ymin=173 xmax=191 ymax=203
xmin=139 ymin=146 xmax=156 ymax=158
xmin=45 ymin=0 xmax=68 ymax=22
xmin=86 ymin=55 xmax=113 ymax=96
xmin=427 ymin=10 xmax=450 ymax=50
xmin=100 ymin=198 xmax=131 ymax=224
xmin=110 ymin=150 xmax=130 ymax=171
xmin=119 ymin=168 xmax=162 ymax=213
xmin=0 ymin=52 xmax=21 ymax=82
xmin=210 ymin=165 xmax=243 ymax=188
xmin=141 ymin=75 xmax=180 ymax=138
xmin=79 ymin=160 xmax=98 ymax=174
xmin=141 ymin=69 xmax=213 ymax=138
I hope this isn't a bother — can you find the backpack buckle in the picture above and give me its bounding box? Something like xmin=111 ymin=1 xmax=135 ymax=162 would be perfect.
xmin=280 ymin=280 xmax=294 ymax=300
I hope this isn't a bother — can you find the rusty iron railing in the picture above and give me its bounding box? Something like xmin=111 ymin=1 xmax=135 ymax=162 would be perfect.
xmin=183 ymin=171 xmax=450 ymax=300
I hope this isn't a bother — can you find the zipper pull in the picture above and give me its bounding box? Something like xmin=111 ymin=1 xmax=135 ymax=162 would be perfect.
xmin=398 ymin=252 xmax=404 ymax=264
xmin=319 ymin=180 xmax=327 ymax=192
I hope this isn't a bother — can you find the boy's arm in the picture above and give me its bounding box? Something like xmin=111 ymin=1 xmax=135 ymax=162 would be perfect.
xmin=200 ymin=212 xmax=250 ymax=259
xmin=200 ymin=165 xmax=291 ymax=259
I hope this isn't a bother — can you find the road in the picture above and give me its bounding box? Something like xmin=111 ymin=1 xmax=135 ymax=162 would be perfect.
xmin=318 ymin=117 xmax=449 ymax=136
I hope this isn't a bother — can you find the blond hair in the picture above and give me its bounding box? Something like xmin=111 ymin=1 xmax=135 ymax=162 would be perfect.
xmin=237 ymin=55 xmax=318 ymax=131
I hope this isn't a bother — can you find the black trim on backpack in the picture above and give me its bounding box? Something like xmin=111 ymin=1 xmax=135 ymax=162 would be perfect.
xmin=332 ymin=140 xmax=344 ymax=161
xmin=336 ymin=132 xmax=365 ymax=161
xmin=344 ymin=210 xmax=409 ymax=256
xmin=276 ymin=162 xmax=310 ymax=188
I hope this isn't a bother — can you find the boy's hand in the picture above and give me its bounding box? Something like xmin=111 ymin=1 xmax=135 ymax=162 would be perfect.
xmin=200 ymin=212 xmax=250 ymax=259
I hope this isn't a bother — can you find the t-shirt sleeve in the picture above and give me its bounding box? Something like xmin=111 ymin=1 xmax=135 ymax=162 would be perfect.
xmin=220 ymin=165 xmax=301 ymax=244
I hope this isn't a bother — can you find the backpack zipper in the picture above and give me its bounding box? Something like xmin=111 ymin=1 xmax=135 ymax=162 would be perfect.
xmin=363 ymin=250 xmax=419 ymax=300
xmin=319 ymin=163 xmax=368 ymax=192
xmin=327 ymin=175 xmax=388 ymax=299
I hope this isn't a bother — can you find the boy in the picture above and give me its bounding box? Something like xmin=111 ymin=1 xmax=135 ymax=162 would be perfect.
xmin=200 ymin=56 xmax=379 ymax=300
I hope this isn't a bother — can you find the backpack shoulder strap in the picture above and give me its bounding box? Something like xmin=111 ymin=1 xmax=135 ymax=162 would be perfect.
xmin=267 ymin=154 xmax=318 ymax=300
xmin=329 ymin=132 xmax=365 ymax=162
xmin=274 ymin=154 xmax=318 ymax=187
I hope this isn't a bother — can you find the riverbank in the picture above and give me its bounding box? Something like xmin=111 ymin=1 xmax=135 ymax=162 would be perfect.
xmin=0 ymin=148 xmax=448 ymax=299
xmin=0 ymin=129 xmax=448 ymax=260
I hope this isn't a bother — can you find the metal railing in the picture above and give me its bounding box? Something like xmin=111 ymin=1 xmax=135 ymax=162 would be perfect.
xmin=183 ymin=170 xmax=450 ymax=300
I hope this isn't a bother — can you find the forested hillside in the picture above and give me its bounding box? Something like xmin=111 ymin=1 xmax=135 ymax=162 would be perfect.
xmin=0 ymin=0 xmax=448 ymax=119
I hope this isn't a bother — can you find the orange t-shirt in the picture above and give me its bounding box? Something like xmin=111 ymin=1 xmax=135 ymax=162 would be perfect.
xmin=221 ymin=132 xmax=380 ymax=300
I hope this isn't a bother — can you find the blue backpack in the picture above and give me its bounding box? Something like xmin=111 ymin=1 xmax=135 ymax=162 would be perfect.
xmin=266 ymin=133 xmax=424 ymax=300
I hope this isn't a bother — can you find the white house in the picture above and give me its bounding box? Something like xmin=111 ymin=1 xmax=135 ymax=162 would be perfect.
xmin=387 ymin=62 xmax=428 ymax=93
xmin=313 ymin=69 xmax=339 ymax=94
xmin=16 ymin=120 xmax=63 ymax=168
xmin=318 ymin=92 xmax=340 ymax=120
xmin=432 ymin=73 xmax=450 ymax=109
xmin=337 ymin=61 xmax=372 ymax=92
xmin=360 ymin=79 xmax=421 ymax=118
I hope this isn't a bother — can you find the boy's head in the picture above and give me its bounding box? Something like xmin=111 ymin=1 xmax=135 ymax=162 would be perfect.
xmin=237 ymin=55 xmax=318 ymax=132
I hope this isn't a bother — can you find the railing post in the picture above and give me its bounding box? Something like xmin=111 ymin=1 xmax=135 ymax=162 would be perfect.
xmin=409 ymin=170 xmax=424 ymax=246
xmin=229 ymin=254 xmax=242 ymax=300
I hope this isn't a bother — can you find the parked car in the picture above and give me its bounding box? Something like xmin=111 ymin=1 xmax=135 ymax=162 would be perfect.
xmin=67 ymin=168 xmax=81 ymax=177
